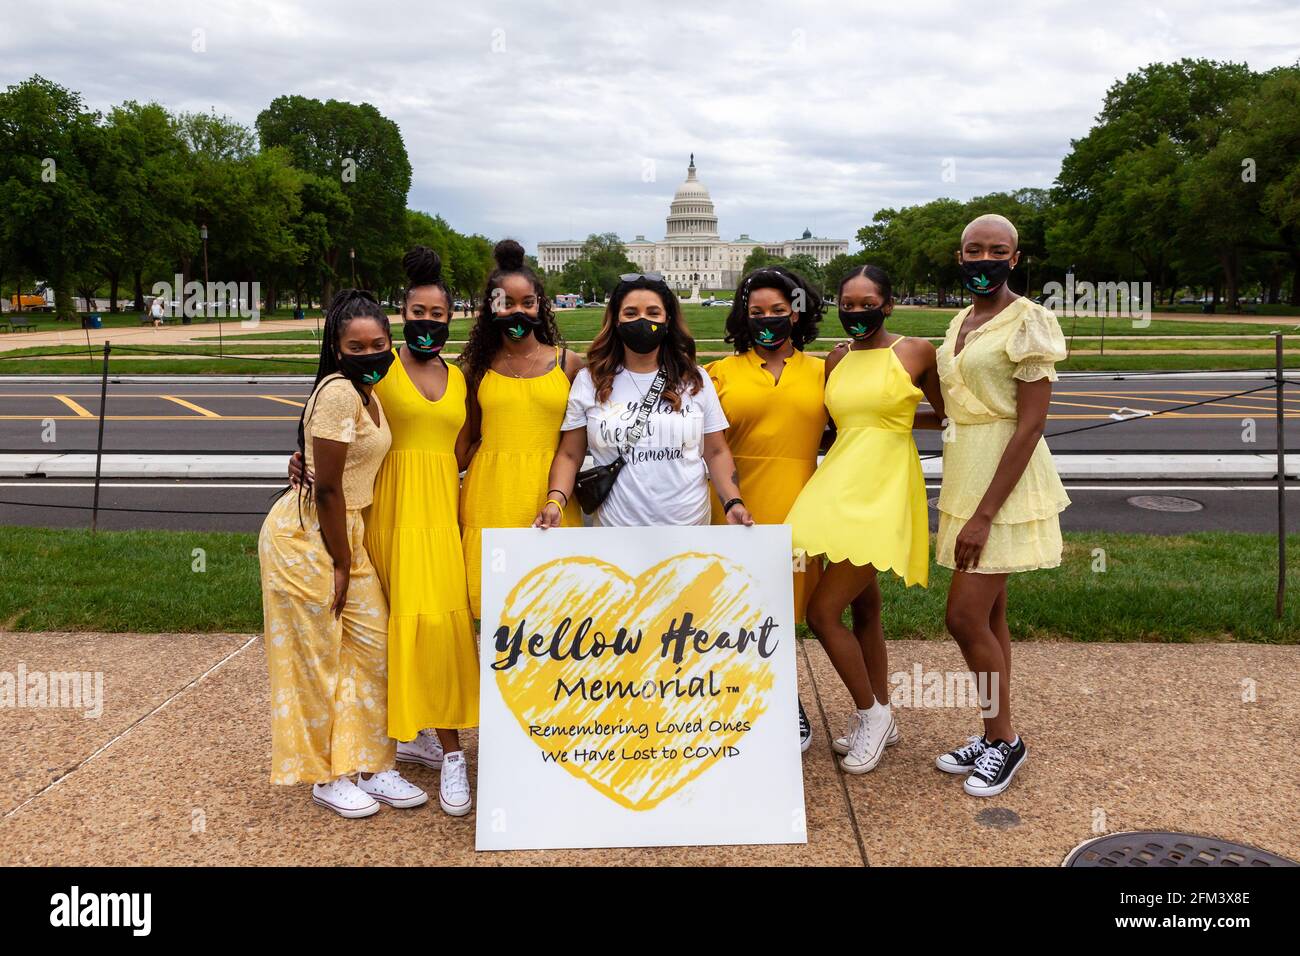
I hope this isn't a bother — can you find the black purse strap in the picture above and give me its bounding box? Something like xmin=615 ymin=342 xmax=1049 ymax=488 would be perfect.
xmin=623 ymin=367 xmax=668 ymax=450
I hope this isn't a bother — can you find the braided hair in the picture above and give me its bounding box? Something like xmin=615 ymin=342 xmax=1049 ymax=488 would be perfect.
xmin=724 ymin=265 xmax=825 ymax=353
xmin=459 ymin=238 xmax=561 ymax=386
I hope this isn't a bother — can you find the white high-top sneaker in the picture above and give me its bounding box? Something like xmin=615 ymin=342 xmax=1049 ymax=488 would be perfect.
xmin=840 ymin=705 xmax=894 ymax=774
xmin=833 ymin=710 xmax=900 ymax=755
xmin=311 ymin=777 xmax=381 ymax=818
xmin=439 ymin=751 xmax=473 ymax=817
xmin=396 ymin=728 xmax=445 ymax=770
xmin=357 ymin=769 xmax=429 ymax=809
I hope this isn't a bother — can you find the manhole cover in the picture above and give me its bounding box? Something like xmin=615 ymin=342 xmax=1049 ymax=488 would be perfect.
xmin=1064 ymin=831 xmax=1297 ymax=867
xmin=1126 ymin=495 xmax=1204 ymax=513
xmin=976 ymin=807 xmax=1021 ymax=830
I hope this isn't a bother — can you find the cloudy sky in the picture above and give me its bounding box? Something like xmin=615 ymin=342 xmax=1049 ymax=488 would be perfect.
xmin=4 ymin=0 xmax=1297 ymax=251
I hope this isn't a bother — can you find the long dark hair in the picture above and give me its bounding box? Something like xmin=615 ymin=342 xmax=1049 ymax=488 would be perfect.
xmin=587 ymin=275 xmax=701 ymax=411
xmin=459 ymin=238 xmax=560 ymax=386
xmin=287 ymin=289 xmax=390 ymax=525
xmin=724 ymin=264 xmax=824 ymax=353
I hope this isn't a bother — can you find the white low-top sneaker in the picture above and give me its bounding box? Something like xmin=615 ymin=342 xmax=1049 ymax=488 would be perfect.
xmin=312 ymin=777 xmax=380 ymax=819
xmin=833 ymin=713 xmax=900 ymax=756
xmin=357 ymin=769 xmax=429 ymax=809
xmin=396 ymin=729 xmax=445 ymax=770
xmin=840 ymin=707 xmax=893 ymax=774
xmin=439 ymin=751 xmax=473 ymax=817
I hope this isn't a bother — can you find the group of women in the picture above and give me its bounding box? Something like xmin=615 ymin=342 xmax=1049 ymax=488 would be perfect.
xmin=258 ymin=212 xmax=1070 ymax=821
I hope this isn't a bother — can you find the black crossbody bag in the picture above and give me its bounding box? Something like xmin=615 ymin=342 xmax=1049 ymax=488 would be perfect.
xmin=573 ymin=367 xmax=668 ymax=514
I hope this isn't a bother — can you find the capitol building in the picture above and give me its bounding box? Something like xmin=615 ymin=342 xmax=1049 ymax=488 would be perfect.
xmin=537 ymin=156 xmax=850 ymax=292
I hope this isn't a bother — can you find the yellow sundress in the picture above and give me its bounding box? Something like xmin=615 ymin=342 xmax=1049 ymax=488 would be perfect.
xmin=366 ymin=350 xmax=479 ymax=738
xmin=460 ymin=345 xmax=582 ymax=619
xmin=706 ymin=348 xmax=827 ymax=622
xmin=935 ymin=297 xmax=1071 ymax=573
xmin=785 ymin=338 xmax=929 ymax=587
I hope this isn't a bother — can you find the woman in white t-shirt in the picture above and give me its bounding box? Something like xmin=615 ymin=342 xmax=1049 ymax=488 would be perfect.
xmin=535 ymin=273 xmax=753 ymax=529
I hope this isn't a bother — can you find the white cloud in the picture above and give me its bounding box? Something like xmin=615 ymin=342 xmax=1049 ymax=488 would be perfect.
xmin=2 ymin=0 xmax=1296 ymax=251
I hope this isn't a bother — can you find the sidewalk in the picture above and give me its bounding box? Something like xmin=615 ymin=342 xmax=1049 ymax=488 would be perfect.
xmin=2 ymin=633 xmax=1295 ymax=866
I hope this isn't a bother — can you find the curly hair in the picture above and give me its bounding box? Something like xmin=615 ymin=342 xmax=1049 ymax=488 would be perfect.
xmin=587 ymin=276 xmax=701 ymax=411
xmin=459 ymin=238 xmax=561 ymax=386
xmin=723 ymin=264 xmax=824 ymax=353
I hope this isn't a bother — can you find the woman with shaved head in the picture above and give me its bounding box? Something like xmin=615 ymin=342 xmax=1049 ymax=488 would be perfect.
xmin=932 ymin=213 xmax=1070 ymax=797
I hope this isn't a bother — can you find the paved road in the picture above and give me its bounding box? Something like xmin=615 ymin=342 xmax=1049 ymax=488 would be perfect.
xmin=2 ymin=478 xmax=1294 ymax=535
xmin=1 ymin=374 xmax=1296 ymax=455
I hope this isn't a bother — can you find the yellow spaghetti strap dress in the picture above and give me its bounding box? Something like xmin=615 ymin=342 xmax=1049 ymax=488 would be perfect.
xmin=706 ymin=348 xmax=827 ymax=622
xmin=935 ymin=298 xmax=1071 ymax=573
xmin=460 ymin=344 xmax=583 ymax=619
xmin=366 ymin=350 xmax=479 ymax=739
xmin=785 ymin=338 xmax=929 ymax=587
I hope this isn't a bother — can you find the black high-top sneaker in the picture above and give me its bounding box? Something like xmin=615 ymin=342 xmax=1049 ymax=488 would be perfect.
xmin=935 ymin=734 xmax=988 ymax=774
xmin=963 ymin=736 xmax=1027 ymax=796
xmin=798 ymin=698 xmax=812 ymax=754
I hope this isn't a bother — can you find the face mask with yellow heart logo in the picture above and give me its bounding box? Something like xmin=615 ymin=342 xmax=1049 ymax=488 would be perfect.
xmin=616 ymin=317 xmax=669 ymax=354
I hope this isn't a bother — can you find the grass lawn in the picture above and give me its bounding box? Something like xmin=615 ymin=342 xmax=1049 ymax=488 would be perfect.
xmin=2 ymin=526 xmax=1296 ymax=641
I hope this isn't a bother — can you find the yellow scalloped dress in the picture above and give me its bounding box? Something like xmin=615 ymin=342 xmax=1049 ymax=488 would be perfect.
xmin=706 ymin=348 xmax=827 ymax=622
xmin=366 ymin=350 xmax=479 ymax=738
xmin=460 ymin=345 xmax=583 ymax=619
xmin=785 ymin=338 xmax=929 ymax=586
xmin=935 ymin=297 xmax=1072 ymax=573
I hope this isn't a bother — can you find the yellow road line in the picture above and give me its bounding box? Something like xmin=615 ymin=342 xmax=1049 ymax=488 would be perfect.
xmin=159 ymin=395 xmax=221 ymax=417
xmin=51 ymin=394 xmax=93 ymax=417
xmin=1078 ymin=391 xmax=1299 ymax=414
xmin=257 ymin=395 xmax=306 ymax=408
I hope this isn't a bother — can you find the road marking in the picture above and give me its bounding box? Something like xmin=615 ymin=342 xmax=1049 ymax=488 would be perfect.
xmin=1077 ymin=391 xmax=1300 ymax=414
xmin=51 ymin=394 xmax=93 ymax=417
xmin=159 ymin=395 xmax=221 ymax=417
xmin=257 ymin=395 xmax=306 ymax=408
xmin=0 ymin=415 xmax=297 ymax=421
xmin=2 ymin=481 xmax=1294 ymax=493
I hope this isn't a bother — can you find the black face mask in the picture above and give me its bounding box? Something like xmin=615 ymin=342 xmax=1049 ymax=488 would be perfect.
xmin=617 ymin=317 xmax=669 ymax=354
xmin=337 ymin=348 xmax=395 ymax=387
xmin=837 ymin=306 xmax=886 ymax=341
xmin=493 ymin=310 xmax=538 ymax=341
xmin=748 ymin=314 xmax=793 ymax=350
xmin=403 ymin=320 xmax=449 ymax=359
xmin=960 ymin=257 xmax=1013 ymax=296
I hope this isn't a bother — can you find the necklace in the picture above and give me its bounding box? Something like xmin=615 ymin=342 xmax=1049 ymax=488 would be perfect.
xmin=503 ymin=343 xmax=545 ymax=378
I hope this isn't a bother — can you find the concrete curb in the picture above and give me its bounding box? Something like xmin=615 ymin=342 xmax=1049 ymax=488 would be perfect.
xmin=3 ymin=453 xmax=1296 ymax=480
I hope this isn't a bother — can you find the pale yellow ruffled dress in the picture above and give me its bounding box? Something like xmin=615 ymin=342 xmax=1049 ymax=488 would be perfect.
xmin=935 ymin=298 xmax=1071 ymax=573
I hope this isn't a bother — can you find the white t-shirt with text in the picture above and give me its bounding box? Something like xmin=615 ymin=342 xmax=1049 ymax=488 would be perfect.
xmin=562 ymin=365 xmax=729 ymax=527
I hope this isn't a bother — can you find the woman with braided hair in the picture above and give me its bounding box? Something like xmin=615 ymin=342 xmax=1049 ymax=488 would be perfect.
xmin=287 ymin=250 xmax=479 ymax=818
xmin=261 ymin=289 xmax=429 ymax=818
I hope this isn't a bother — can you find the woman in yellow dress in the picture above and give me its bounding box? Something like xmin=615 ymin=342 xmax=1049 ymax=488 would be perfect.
xmin=785 ymin=264 xmax=944 ymax=775
xmin=289 ymin=251 xmax=479 ymax=818
xmin=261 ymin=290 xmax=429 ymax=819
xmin=932 ymin=214 xmax=1070 ymax=799
xmin=458 ymin=239 xmax=583 ymax=620
xmin=707 ymin=265 xmax=830 ymax=755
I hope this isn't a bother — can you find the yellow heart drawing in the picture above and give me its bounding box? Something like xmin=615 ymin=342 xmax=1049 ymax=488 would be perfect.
xmin=492 ymin=552 xmax=777 ymax=811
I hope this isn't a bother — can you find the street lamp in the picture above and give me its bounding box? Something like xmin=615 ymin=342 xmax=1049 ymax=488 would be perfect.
xmin=201 ymin=223 xmax=221 ymax=357
xmin=350 ymin=248 xmax=356 ymax=286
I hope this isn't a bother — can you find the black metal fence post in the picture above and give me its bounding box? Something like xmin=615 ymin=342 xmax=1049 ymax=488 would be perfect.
xmin=91 ymin=341 xmax=110 ymax=533
xmin=1277 ymin=332 xmax=1287 ymax=619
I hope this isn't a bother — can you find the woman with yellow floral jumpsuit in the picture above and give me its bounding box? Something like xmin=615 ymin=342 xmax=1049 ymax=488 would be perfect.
xmin=260 ymin=290 xmax=429 ymax=819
